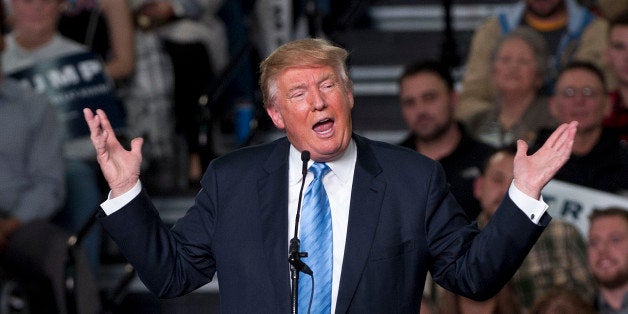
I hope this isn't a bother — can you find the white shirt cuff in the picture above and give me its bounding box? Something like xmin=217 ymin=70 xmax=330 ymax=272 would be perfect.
xmin=508 ymin=181 xmax=548 ymax=225
xmin=101 ymin=180 xmax=142 ymax=215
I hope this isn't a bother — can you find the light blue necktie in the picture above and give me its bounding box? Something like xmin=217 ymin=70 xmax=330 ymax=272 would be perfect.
xmin=298 ymin=162 xmax=333 ymax=313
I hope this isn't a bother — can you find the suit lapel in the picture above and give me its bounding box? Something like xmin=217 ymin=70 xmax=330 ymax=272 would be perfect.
xmin=336 ymin=135 xmax=386 ymax=313
xmin=258 ymin=138 xmax=291 ymax=308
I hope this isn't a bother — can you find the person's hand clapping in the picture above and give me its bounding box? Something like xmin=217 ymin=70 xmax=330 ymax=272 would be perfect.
xmin=84 ymin=108 xmax=143 ymax=198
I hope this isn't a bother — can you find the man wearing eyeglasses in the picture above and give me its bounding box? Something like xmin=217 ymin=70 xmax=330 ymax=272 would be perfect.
xmin=534 ymin=61 xmax=628 ymax=194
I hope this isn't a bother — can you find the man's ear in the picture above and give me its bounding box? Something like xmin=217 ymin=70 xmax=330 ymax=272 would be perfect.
xmin=450 ymin=90 xmax=459 ymax=111
xmin=473 ymin=176 xmax=484 ymax=200
xmin=346 ymin=89 xmax=354 ymax=109
xmin=549 ymin=96 xmax=561 ymax=121
xmin=266 ymin=104 xmax=285 ymax=130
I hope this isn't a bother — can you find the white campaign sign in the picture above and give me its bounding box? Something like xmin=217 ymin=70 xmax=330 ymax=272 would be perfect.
xmin=542 ymin=180 xmax=628 ymax=238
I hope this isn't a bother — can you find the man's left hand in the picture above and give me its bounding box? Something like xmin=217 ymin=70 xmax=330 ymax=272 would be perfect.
xmin=513 ymin=121 xmax=578 ymax=199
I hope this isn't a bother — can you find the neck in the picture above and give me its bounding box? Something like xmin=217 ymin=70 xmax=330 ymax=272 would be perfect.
xmin=498 ymin=92 xmax=535 ymax=130
xmin=599 ymin=283 xmax=628 ymax=311
xmin=573 ymin=127 xmax=602 ymax=155
xmin=14 ymin=31 xmax=55 ymax=50
xmin=525 ymin=10 xmax=568 ymax=32
xmin=416 ymin=124 xmax=461 ymax=160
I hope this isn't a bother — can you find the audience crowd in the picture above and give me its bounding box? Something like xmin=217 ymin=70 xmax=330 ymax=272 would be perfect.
xmin=0 ymin=0 xmax=627 ymax=313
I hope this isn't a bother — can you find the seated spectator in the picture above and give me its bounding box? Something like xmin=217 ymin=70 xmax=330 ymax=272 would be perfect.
xmin=58 ymin=0 xmax=135 ymax=81
xmin=474 ymin=147 xmax=594 ymax=310
xmin=2 ymin=0 xmax=114 ymax=270
xmin=436 ymin=282 xmax=521 ymax=314
xmin=535 ymin=61 xmax=628 ymax=193
xmin=397 ymin=60 xmax=494 ymax=219
xmin=588 ymin=207 xmax=628 ymax=314
xmin=128 ymin=0 xmax=229 ymax=190
xmin=0 ymin=2 xmax=99 ymax=310
xmin=465 ymin=26 xmax=557 ymax=148
xmin=530 ymin=287 xmax=596 ymax=314
xmin=604 ymin=11 xmax=628 ymax=144
xmin=117 ymin=21 xmax=176 ymax=193
xmin=595 ymin=0 xmax=628 ymax=20
xmin=433 ymin=147 xmax=594 ymax=312
xmin=457 ymin=0 xmax=610 ymax=121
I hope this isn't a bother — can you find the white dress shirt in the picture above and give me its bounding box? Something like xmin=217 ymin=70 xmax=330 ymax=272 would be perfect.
xmin=287 ymin=141 xmax=357 ymax=313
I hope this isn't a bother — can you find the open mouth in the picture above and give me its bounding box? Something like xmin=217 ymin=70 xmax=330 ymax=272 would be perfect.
xmin=313 ymin=118 xmax=334 ymax=135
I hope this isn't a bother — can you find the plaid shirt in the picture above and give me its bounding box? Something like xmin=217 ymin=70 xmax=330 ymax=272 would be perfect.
xmin=428 ymin=217 xmax=594 ymax=311
xmin=510 ymin=219 xmax=595 ymax=309
xmin=119 ymin=31 xmax=175 ymax=161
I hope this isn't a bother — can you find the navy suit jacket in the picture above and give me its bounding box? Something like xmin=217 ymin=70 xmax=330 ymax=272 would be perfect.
xmin=99 ymin=134 xmax=549 ymax=313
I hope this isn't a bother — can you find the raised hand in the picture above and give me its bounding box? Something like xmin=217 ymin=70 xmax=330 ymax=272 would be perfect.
xmin=513 ymin=121 xmax=578 ymax=199
xmin=84 ymin=108 xmax=143 ymax=198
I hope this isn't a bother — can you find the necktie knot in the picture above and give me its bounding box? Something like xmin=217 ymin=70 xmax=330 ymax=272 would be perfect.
xmin=310 ymin=162 xmax=330 ymax=180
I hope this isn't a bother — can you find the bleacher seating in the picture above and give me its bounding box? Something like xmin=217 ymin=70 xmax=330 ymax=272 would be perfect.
xmin=332 ymin=0 xmax=516 ymax=134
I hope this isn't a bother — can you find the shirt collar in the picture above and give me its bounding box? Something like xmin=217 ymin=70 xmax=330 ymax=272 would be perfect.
xmin=597 ymin=291 xmax=628 ymax=312
xmin=288 ymin=139 xmax=357 ymax=185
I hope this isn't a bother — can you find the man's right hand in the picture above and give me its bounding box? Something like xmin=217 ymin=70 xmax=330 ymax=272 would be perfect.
xmin=84 ymin=108 xmax=143 ymax=198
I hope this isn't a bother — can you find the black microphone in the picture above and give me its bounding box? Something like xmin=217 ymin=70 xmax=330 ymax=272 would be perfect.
xmin=301 ymin=151 xmax=310 ymax=176
xmin=289 ymin=150 xmax=312 ymax=275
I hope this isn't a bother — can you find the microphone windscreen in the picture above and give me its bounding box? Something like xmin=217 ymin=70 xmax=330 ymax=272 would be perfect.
xmin=301 ymin=150 xmax=310 ymax=162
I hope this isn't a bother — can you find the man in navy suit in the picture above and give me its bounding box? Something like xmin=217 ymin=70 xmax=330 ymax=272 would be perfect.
xmin=84 ymin=38 xmax=578 ymax=313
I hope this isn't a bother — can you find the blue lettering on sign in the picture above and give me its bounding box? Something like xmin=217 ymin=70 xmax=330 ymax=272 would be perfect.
xmin=48 ymin=65 xmax=81 ymax=89
xmin=8 ymin=51 xmax=124 ymax=138
xmin=18 ymin=60 xmax=103 ymax=92
xmin=561 ymin=200 xmax=583 ymax=219
xmin=78 ymin=60 xmax=102 ymax=81
xmin=542 ymin=194 xmax=557 ymax=206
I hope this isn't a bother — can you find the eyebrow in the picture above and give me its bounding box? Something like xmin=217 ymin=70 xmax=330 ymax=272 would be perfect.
xmin=287 ymin=83 xmax=307 ymax=95
xmin=286 ymin=73 xmax=336 ymax=94
xmin=318 ymin=73 xmax=334 ymax=84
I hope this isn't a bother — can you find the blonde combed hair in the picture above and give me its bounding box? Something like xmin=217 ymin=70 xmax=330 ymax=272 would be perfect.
xmin=259 ymin=38 xmax=352 ymax=108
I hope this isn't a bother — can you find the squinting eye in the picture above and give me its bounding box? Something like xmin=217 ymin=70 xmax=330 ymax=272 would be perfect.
xmin=290 ymin=92 xmax=305 ymax=99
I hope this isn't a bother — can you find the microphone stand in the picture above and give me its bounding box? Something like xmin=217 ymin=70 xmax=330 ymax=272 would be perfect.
xmin=289 ymin=151 xmax=312 ymax=314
